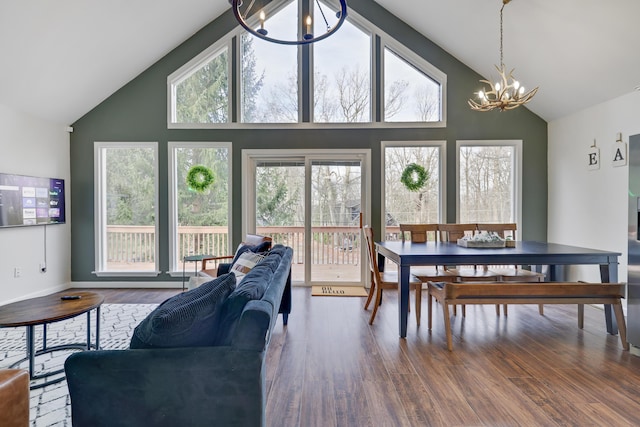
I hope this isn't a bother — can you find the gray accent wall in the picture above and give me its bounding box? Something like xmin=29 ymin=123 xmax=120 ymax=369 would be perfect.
xmin=70 ymin=0 xmax=547 ymax=282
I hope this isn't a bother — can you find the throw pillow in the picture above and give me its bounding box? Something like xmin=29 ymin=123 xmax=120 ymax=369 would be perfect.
xmin=230 ymin=240 xmax=271 ymax=265
xmin=230 ymin=251 xmax=265 ymax=280
xmin=130 ymin=273 xmax=236 ymax=349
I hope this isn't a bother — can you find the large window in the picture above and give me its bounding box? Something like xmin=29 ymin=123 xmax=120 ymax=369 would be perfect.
xmin=383 ymin=46 xmax=443 ymax=122
xmin=240 ymin=1 xmax=298 ymax=123
xmin=313 ymin=1 xmax=372 ymax=123
xmin=94 ymin=142 xmax=159 ymax=276
xmin=457 ymin=141 xmax=522 ymax=225
xmin=383 ymin=142 xmax=444 ymax=237
xmin=168 ymin=143 xmax=232 ymax=273
xmin=170 ymin=43 xmax=230 ymax=125
xmin=168 ymin=0 xmax=446 ymax=127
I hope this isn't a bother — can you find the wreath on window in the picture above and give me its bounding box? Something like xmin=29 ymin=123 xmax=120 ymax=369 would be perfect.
xmin=186 ymin=165 xmax=215 ymax=193
xmin=400 ymin=163 xmax=429 ymax=192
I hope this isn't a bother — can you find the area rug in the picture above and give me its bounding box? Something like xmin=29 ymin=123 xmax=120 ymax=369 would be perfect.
xmin=311 ymin=285 xmax=369 ymax=297
xmin=0 ymin=303 xmax=157 ymax=426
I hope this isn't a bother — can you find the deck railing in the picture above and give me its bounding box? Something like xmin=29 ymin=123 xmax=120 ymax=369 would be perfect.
xmin=106 ymin=225 xmax=387 ymax=267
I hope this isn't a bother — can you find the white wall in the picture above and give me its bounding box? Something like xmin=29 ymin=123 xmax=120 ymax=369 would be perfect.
xmin=0 ymin=104 xmax=71 ymax=305
xmin=548 ymin=91 xmax=640 ymax=283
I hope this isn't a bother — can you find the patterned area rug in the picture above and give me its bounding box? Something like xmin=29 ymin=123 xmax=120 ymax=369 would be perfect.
xmin=0 ymin=303 xmax=157 ymax=427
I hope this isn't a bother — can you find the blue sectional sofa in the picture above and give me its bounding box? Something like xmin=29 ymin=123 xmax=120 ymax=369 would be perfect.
xmin=64 ymin=245 xmax=293 ymax=427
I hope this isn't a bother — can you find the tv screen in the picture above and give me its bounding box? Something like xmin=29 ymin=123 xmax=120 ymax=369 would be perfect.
xmin=0 ymin=173 xmax=66 ymax=228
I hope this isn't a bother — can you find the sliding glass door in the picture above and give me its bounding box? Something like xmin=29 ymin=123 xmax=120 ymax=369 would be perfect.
xmin=244 ymin=150 xmax=369 ymax=286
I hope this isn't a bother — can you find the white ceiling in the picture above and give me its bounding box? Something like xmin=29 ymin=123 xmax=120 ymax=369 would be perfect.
xmin=1 ymin=0 xmax=639 ymax=125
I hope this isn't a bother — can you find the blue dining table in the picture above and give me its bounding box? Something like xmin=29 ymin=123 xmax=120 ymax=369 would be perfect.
xmin=374 ymin=240 xmax=621 ymax=338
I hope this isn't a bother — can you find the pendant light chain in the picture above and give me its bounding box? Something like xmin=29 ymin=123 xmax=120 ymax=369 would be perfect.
xmin=315 ymin=0 xmax=331 ymax=30
xmin=499 ymin=2 xmax=505 ymax=69
xmin=242 ymin=0 xmax=257 ymax=20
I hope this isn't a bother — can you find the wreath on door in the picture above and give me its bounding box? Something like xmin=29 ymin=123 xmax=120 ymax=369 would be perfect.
xmin=400 ymin=163 xmax=428 ymax=192
xmin=186 ymin=165 xmax=215 ymax=193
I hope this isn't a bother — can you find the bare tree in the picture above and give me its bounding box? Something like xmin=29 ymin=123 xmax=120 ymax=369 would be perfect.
xmin=385 ymin=80 xmax=409 ymax=119
xmin=335 ymin=66 xmax=370 ymax=122
xmin=415 ymin=85 xmax=439 ymax=122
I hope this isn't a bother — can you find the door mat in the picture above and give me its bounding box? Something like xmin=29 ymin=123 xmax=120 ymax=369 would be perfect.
xmin=311 ymin=285 xmax=369 ymax=297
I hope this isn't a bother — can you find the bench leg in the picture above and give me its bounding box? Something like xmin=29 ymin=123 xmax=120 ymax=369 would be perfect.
xmin=578 ymin=304 xmax=584 ymax=329
xmin=415 ymin=285 xmax=422 ymax=327
xmin=613 ymin=303 xmax=629 ymax=351
xmin=495 ymin=304 xmax=500 ymax=316
xmin=539 ymin=304 xmax=544 ymax=315
xmin=428 ymin=291 xmax=433 ymax=330
xmin=443 ymin=302 xmax=453 ymax=351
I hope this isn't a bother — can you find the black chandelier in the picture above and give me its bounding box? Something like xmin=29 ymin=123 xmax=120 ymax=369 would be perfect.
xmin=229 ymin=0 xmax=348 ymax=45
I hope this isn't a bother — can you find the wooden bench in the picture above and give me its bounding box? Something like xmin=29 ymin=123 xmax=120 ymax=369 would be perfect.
xmin=427 ymin=281 xmax=629 ymax=351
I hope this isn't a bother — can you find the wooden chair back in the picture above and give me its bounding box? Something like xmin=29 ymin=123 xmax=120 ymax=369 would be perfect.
xmin=399 ymin=223 xmax=439 ymax=243
xmin=362 ymin=226 xmax=381 ymax=278
xmin=476 ymin=223 xmax=517 ymax=239
xmin=438 ymin=223 xmax=477 ymax=243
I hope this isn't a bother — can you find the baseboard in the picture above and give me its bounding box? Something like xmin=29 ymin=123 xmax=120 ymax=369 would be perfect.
xmin=71 ymin=281 xmax=183 ymax=289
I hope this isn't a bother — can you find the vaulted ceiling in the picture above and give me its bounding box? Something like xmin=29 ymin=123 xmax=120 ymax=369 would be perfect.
xmin=1 ymin=0 xmax=638 ymax=125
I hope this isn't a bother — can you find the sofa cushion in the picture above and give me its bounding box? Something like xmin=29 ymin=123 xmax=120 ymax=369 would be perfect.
xmin=215 ymin=263 xmax=275 ymax=345
xmin=130 ymin=273 xmax=236 ymax=349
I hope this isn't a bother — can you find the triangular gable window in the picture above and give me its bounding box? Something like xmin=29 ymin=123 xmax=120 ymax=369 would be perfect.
xmin=168 ymin=1 xmax=446 ymax=127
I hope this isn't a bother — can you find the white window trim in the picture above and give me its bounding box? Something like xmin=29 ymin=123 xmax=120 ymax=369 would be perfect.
xmin=167 ymin=38 xmax=233 ymax=128
xmin=455 ymin=140 xmax=523 ymax=235
xmin=381 ymin=140 xmax=447 ymax=233
xmin=167 ymin=141 xmax=233 ymax=276
xmin=93 ymin=141 xmax=160 ymax=277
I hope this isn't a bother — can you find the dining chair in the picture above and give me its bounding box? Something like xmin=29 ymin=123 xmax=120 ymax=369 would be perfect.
xmin=437 ymin=223 xmax=501 ymax=282
xmin=437 ymin=223 xmax=500 ymax=316
xmin=477 ymin=223 xmax=545 ymax=315
xmin=362 ymin=225 xmax=423 ymax=326
xmin=399 ymin=223 xmax=455 ymax=282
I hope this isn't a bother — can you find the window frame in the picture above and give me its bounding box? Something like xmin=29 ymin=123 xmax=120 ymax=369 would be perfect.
xmin=167 ymin=38 xmax=233 ymax=129
xmin=94 ymin=141 xmax=160 ymax=277
xmin=167 ymin=141 xmax=233 ymax=275
xmin=455 ymin=140 xmax=523 ymax=232
xmin=380 ymin=38 xmax=447 ymax=126
xmin=381 ymin=140 xmax=447 ymax=234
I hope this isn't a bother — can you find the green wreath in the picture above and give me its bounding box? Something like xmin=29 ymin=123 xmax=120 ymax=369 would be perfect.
xmin=186 ymin=165 xmax=215 ymax=193
xmin=400 ymin=163 xmax=429 ymax=192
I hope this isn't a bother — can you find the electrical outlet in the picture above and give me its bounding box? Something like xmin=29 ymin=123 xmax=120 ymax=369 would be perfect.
xmin=13 ymin=267 xmax=21 ymax=278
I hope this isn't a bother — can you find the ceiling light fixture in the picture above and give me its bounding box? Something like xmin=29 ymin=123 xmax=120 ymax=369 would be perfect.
xmin=469 ymin=0 xmax=538 ymax=112
xmin=229 ymin=0 xmax=348 ymax=45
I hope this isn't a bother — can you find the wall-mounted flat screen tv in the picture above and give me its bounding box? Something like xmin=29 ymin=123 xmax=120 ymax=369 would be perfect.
xmin=0 ymin=173 xmax=66 ymax=228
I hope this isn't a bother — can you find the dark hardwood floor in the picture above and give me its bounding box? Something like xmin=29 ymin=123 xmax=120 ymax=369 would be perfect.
xmin=73 ymin=286 xmax=640 ymax=426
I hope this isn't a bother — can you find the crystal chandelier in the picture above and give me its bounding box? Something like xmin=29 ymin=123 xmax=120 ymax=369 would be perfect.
xmin=468 ymin=0 xmax=538 ymax=112
xmin=229 ymin=0 xmax=348 ymax=45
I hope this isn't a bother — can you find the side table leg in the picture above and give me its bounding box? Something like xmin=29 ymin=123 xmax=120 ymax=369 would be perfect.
xmin=86 ymin=311 xmax=91 ymax=350
xmin=27 ymin=325 xmax=35 ymax=380
xmin=96 ymin=306 xmax=101 ymax=350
